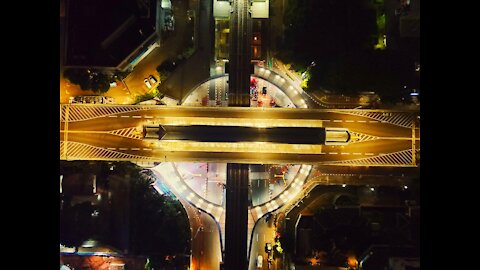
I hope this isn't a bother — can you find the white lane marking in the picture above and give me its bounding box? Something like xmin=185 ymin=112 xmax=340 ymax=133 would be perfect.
xmin=143 ymin=148 xmax=152 ymax=151
xmin=345 ymin=120 xmax=354 ymax=122
xmin=365 ymin=153 xmax=374 ymax=155
xmin=341 ymin=152 xmax=349 ymax=155
xmin=120 ymin=115 xmax=130 ymax=118
xmin=322 ymin=120 xmax=331 ymax=122
xmin=107 ymin=147 xmax=116 ymax=150
xmin=358 ymin=120 xmax=366 ymax=123
xmin=119 ymin=148 xmax=128 ymax=150
xmin=333 ymin=120 xmax=342 ymax=122
xmin=132 ymin=116 xmax=141 ymax=118
xmin=353 ymin=153 xmax=362 ymax=155
xmin=108 ymin=115 xmax=118 ymax=118
xmin=256 ymin=234 xmax=258 ymax=242
xmin=369 ymin=120 xmax=379 ymax=123
xmin=329 ymin=152 xmax=338 ymax=155
xmin=144 ymin=116 xmax=153 ymax=118
xmin=319 ymin=152 xmax=326 ymax=155
xmin=131 ymin=148 xmax=140 ymax=150
xmin=381 ymin=121 xmax=388 ymax=123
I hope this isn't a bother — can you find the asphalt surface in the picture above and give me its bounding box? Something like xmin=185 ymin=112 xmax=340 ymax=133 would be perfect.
xmin=60 ymin=105 xmax=419 ymax=165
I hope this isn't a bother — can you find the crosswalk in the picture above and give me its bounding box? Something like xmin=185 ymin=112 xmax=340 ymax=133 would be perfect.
xmin=60 ymin=104 xmax=151 ymax=122
xmin=108 ymin=127 xmax=143 ymax=140
xmin=325 ymin=149 xmax=418 ymax=167
xmin=60 ymin=141 xmax=155 ymax=161
xmin=335 ymin=110 xmax=417 ymax=128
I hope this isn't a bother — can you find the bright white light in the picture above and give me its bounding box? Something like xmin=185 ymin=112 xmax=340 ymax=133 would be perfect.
xmin=342 ymin=184 xmax=346 ymax=188
xmin=404 ymin=185 xmax=408 ymax=189
xmin=259 ymin=67 xmax=264 ymax=72
xmin=370 ymin=187 xmax=375 ymax=191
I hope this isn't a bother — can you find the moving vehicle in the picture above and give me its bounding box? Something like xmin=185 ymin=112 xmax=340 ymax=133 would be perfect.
xmin=256 ymin=255 xmax=263 ymax=269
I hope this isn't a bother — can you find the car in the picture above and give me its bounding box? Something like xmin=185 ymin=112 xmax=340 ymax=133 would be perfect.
xmin=265 ymin=243 xmax=272 ymax=253
xmin=144 ymin=78 xmax=152 ymax=89
xmin=256 ymin=255 xmax=263 ymax=268
xmin=148 ymin=75 xmax=158 ymax=85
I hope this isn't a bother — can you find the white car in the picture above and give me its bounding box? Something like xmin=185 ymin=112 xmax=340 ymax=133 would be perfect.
xmin=148 ymin=75 xmax=158 ymax=85
xmin=144 ymin=78 xmax=152 ymax=89
xmin=256 ymin=255 xmax=263 ymax=268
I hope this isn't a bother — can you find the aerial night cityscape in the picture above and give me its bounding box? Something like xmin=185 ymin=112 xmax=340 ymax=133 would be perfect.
xmin=59 ymin=0 xmax=420 ymax=269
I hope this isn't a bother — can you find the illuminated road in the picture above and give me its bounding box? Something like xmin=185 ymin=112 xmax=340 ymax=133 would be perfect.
xmin=60 ymin=104 xmax=419 ymax=166
xmin=248 ymin=216 xmax=278 ymax=270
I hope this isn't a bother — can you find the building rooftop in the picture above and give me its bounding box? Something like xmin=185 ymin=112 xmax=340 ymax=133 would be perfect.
xmin=64 ymin=0 xmax=157 ymax=69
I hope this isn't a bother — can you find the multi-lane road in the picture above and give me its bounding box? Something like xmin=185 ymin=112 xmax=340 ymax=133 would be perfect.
xmin=228 ymin=0 xmax=251 ymax=106
xmin=60 ymin=105 xmax=419 ymax=166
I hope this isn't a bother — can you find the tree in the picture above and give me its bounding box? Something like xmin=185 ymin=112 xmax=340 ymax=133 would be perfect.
xmin=63 ymin=68 xmax=112 ymax=93
xmin=130 ymin=171 xmax=190 ymax=268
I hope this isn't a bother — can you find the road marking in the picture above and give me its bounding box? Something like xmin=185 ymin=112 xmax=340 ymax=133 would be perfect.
xmin=119 ymin=148 xmax=128 ymax=150
xmin=319 ymin=152 xmax=326 ymax=155
xmin=108 ymin=115 xmax=118 ymax=118
xmin=358 ymin=120 xmax=366 ymax=123
xmin=132 ymin=116 xmax=142 ymax=118
xmin=322 ymin=120 xmax=330 ymax=122
xmin=120 ymin=115 xmax=130 ymax=118
xmin=353 ymin=153 xmax=361 ymax=155
xmin=381 ymin=121 xmax=388 ymax=123
xmin=369 ymin=120 xmax=379 ymax=123
xmin=131 ymin=148 xmax=140 ymax=150
xmin=329 ymin=152 xmax=338 ymax=155
xmin=341 ymin=152 xmax=349 ymax=155
xmin=333 ymin=120 xmax=342 ymax=122
xmin=144 ymin=116 xmax=153 ymax=118
xmin=143 ymin=148 xmax=152 ymax=151
xmin=365 ymin=153 xmax=374 ymax=155
xmin=107 ymin=147 xmax=116 ymax=150
xmin=345 ymin=120 xmax=354 ymax=122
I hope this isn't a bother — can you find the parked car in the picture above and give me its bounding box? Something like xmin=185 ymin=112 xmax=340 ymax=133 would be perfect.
xmin=144 ymin=78 xmax=152 ymax=89
xmin=265 ymin=242 xmax=272 ymax=253
xmin=148 ymin=75 xmax=158 ymax=85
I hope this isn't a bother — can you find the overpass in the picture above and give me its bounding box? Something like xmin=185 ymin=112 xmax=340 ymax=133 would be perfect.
xmin=60 ymin=104 xmax=420 ymax=167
